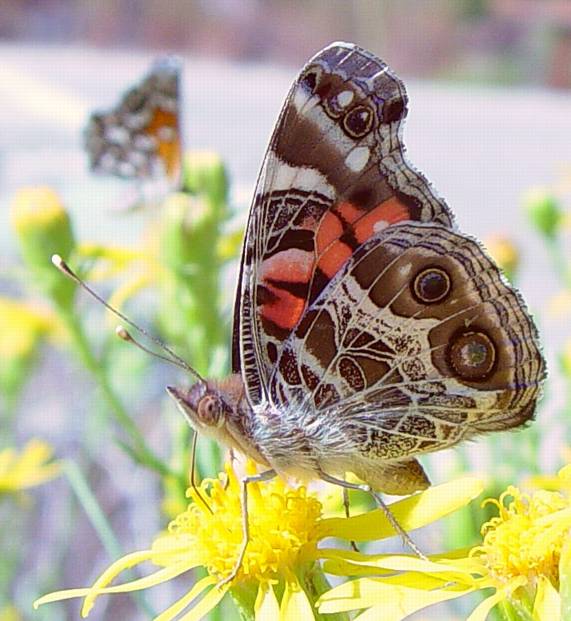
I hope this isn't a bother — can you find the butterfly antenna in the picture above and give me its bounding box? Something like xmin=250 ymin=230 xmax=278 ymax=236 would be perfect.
xmin=52 ymin=254 xmax=205 ymax=384
xmin=115 ymin=326 xmax=189 ymax=373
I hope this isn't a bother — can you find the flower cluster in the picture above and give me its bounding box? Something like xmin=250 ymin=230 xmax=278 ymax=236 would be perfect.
xmin=35 ymin=461 xmax=483 ymax=620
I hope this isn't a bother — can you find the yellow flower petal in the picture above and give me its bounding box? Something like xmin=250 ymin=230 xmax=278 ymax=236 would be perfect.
xmin=0 ymin=298 xmax=56 ymax=358
xmin=0 ymin=440 xmax=60 ymax=492
xmin=319 ymin=476 xmax=483 ymax=541
xmin=178 ymin=582 xmax=228 ymax=621
xmin=35 ymin=556 xmax=194 ymax=615
xmin=0 ymin=605 xmax=20 ymax=621
xmin=155 ymin=575 xmax=217 ymax=621
xmin=318 ymin=577 xmax=473 ymax=618
xmin=466 ymin=590 xmax=506 ymax=621
xmin=151 ymin=534 xmax=203 ymax=567
xmin=81 ymin=550 xmax=155 ymax=615
xmin=255 ymin=583 xmax=280 ymax=621
xmin=319 ymin=548 xmax=479 ymax=579
xmin=280 ymin=574 xmax=314 ymax=621
xmin=533 ymin=575 xmax=560 ymax=621
xmin=559 ymin=535 xmax=571 ymax=621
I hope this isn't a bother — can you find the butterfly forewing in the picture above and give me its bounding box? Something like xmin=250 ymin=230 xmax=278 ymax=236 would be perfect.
xmin=234 ymin=43 xmax=455 ymax=404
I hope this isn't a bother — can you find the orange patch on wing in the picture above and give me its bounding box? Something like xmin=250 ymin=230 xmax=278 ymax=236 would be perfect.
xmin=148 ymin=109 xmax=181 ymax=177
xmin=336 ymin=201 xmax=363 ymax=224
xmin=259 ymin=249 xmax=315 ymax=330
xmin=260 ymin=249 xmax=314 ymax=284
xmin=354 ymin=197 xmax=410 ymax=243
xmin=261 ymin=288 xmax=306 ymax=330
xmin=316 ymin=211 xmax=344 ymax=254
xmin=317 ymin=241 xmax=353 ymax=279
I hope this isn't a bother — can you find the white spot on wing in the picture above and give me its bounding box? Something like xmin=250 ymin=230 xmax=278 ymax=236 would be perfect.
xmin=293 ymin=86 xmax=311 ymax=111
xmin=373 ymin=220 xmax=389 ymax=233
xmin=265 ymin=153 xmax=335 ymax=198
xmin=345 ymin=146 xmax=370 ymax=172
xmin=337 ymin=91 xmax=354 ymax=108
xmin=399 ymin=263 xmax=412 ymax=277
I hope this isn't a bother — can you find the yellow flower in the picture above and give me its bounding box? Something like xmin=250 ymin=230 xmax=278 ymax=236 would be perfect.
xmin=10 ymin=187 xmax=76 ymax=309
xmin=483 ymin=234 xmax=519 ymax=281
xmin=0 ymin=298 xmax=59 ymax=360
xmin=77 ymin=237 xmax=160 ymax=317
xmin=318 ymin=465 xmax=571 ymax=621
xmin=0 ymin=439 xmax=60 ymax=493
xmin=34 ymin=462 xmax=482 ymax=620
xmin=0 ymin=297 xmax=65 ymax=403
xmin=0 ymin=605 xmax=21 ymax=621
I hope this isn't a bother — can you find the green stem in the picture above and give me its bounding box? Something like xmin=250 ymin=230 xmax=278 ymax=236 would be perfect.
xmin=546 ymin=237 xmax=571 ymax=289
xmin=302 ymin=563 xmax=351 ymax=621
xmin=62 ymin=309 xmax=173 ymax=478
xmin=64 ymin=460 xmax=155 ymax=618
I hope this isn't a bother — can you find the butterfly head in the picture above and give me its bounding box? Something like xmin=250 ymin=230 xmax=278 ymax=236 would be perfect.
xmin=167 ymin=383 xmax=228 ymax=433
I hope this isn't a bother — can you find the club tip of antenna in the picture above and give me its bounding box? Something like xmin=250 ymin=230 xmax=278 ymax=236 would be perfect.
xmin=115 ymin=325 xmax=131 ymax=341
xmin=51 ymin=254 xmax=75 ymax=278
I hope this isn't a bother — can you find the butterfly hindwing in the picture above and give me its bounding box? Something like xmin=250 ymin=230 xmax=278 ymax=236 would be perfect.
xmin=263 ymin=223 xmax=544 ymax=490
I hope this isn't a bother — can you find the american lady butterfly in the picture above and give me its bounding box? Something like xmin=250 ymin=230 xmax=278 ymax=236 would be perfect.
xmin=168 ymin=42 xmax=544 ymax=508
xmin=84 ymin=56 xmax=182 ymax=202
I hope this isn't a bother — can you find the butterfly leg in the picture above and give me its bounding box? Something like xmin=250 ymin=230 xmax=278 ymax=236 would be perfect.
xmin=222 ymin=449 xmax=238 ymax=490
xmin=218 ymin=468 xmax=277 ymax=588
xmin=342 ymin=487 xmax=360 ymax=553
xmin=190 ymin=431 xmax=212 ymax=514
xmin=319 ymin=471 xmax=427 ymax=560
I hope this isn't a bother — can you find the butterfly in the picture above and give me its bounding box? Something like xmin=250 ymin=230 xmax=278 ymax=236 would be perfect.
xmin=167 ymin=41 xmax=545 ymax=562
xmin=84 ymin=56 xmax=182 ymax=203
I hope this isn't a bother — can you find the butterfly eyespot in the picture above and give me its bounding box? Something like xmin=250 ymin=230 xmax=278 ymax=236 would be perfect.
xmin=342 ymin=105 xmax=374 ymax=138
xmin=412 ymin=267 xmax=451 ymax=304
xmin=448 ymin=331 xmax=496 ymax=381
xmin=323 ymin=90 xmax=354 ymax=118
xmin=383 ymin=97 xmax=407 ymax=123
xmin=197 ymin=395 xmax=223 ymax=427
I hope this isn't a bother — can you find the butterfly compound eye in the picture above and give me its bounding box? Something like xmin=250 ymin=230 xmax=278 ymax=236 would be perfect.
xmin=448 ymin=331 xmax=497 ymax=381
xmin=197 ymin=395 xmax=223 ymax=427
xmin=412 ymin=267 xmax=451 ymax=304
xmin=342 ymin=105 xmax=374 ymax=138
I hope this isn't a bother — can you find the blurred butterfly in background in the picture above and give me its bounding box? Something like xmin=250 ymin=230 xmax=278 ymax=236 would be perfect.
xmin=84 ymin=56 xmax=183 ymax=206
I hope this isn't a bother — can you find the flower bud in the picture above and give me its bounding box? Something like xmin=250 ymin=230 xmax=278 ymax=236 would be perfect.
xmin=523 ymin=187 xmax=562 ymax=240
xmin=484 ymin=235 xmax=520 ymax=282
xmin=0 ymin=298 xmax=60 ymax=406
xmin=181 ymin=151 xmax=229 ymax=211
xmin=560 ymin=338 xmax=571 ymax=378
xmin=11 ymin=188 xmax=76 ymax=309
